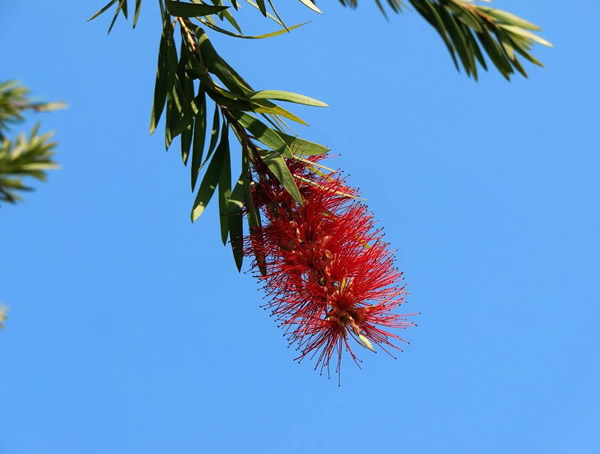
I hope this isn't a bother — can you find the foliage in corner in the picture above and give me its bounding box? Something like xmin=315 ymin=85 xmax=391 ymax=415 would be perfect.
xmin=0 ymin=81 xmax=64 ymax=206
xmin=337 ymin=0 xmax=552 ymax=79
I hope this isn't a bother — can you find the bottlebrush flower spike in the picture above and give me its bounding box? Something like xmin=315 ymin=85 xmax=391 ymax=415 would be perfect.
xmin=247 ymin=154 xmax=416 ymax=381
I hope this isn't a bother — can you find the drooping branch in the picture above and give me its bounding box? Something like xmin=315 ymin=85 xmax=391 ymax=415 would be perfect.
xmin=336 ymin=0 xmax=552 ymax=79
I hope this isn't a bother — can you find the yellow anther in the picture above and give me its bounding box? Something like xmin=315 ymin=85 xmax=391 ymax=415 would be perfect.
xmin=0 ymin=305 xmax=8 ymax=330
xmin=357 ymin=334 xmax=376 ymax=353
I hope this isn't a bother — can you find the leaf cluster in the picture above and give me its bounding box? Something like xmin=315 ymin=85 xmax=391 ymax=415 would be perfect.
xmin=89 ymin=0 xmax=550 ymax=270
xmin=337 ymin=0 xmax=551 ymax=79
xmin=0 ymin=81 xmax=62 ymax=206
xmin=89 ymin=0 xmax=143 ymax=32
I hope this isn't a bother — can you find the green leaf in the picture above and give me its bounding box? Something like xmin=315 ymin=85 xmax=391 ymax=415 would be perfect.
xmin=244 ymin=165 xmax=266 ymax=276
xmin=446 ymin=2 xmax=482 ymax=33
xmin=439 ymin=5 xmax=473 ymax=76
xmin=166 ymin=1 xmax=228 ymax=17
xmin=221 ymin=9 xmax=243 ymax=33
xmin=228 ymin=177 xmax=246 ymax=215
xmin=191 ymin=89 xmax=207 ymax=191
xmin=164 ymin=28 xmax=181 ymax=149
xmin=229 ymin=111 xmax=286 ymax=150
xmin=228 ymin=204 xmax=244 ymax=271
xmin=107 ymin=0 xmax=127 ymax=34
xmin=508 ymin=34 xmax=543 ymax=67
xmin=265 ymin=0 xmax=287 ymax=29
xmin=29 ymin=101 xmax=67 ymax=113
xmin=249 ymin=90 xmax=328 ymax=107
xmin=297 ymin=0 xmax=322 ymax=14
xmin=279 ymin=133 xmax=329 ymax=156
xmin=244 ymin=0 xmax=286 ymax=25
xmin=181 ymin=121 xmax=193 ymax=165
xmin=498 ymin=24 xmax=553 ymax=47
xmin=195 ymin=27 xmax=253 ymax=96
xmin=149 ymin=19 xmax=173 ymax=135
xmin=465 ymin=27 xmax=487 ymax=71
xmin=245 ymin=183 xmax=261 ymax=234
xmin=88 ymin=0 xmax=119 ymax=22
xmin=251 ymin=99 xmax=308 ymax=126
xmin=477 ymin=28 xmax=512 ymax=79
xmin=218 ymin=121 xmax=231 ymax=244
xmin=230 ymin=111 xmax=329 ymax=156
xmin=177 ymin=44 xmax=195 ymax=164
xmin=204 ymin=103 xmax=221 ymax=166
xmin=260 ymin=148 xmax=302 ymax=204
xmin=198 ymin=19 xmax=308 ymax=39
xmin=498 ymin=31 xmax=515 ymax=61
xmin=228 ymin=168 xmax=246 ymax=271
xmin=206 ymin=88 xmax=255 ymax=112
xmin=133 ymin=0 xmax=142 ymax=27
xmin=120 ymin=0 xmax=128 ymax=18
xmin=256 ymin=0 xmax=267 ymax=16
xmin=410 ymin=0 xmax=459 ymax=71
xmin=478 ymin=7 xmax=542 ymax=31
xmin=191 ymin=132 xmax=226 ymax=222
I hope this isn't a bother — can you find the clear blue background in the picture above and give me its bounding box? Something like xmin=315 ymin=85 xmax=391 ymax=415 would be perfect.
xmin=2 ymin=1 xmax=599 ymax=453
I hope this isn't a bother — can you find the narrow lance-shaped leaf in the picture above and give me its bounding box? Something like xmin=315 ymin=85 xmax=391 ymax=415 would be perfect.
xmin=278 ymin=132 xmax=329 ymax=157
xmin=204 ymin=103 xmax=221 ymax=166
xmin=297 ymin=0 xmax=323 ymax=14
xmin=478 ymin=7 xmax=542 ymax=31
xmin=199 ymin=18 xmax=308 ymax=40
xmin=228 ymin=167 xmax=246 ymax=271
xmin=244 ymin=0 xmax=286 ymax=25
xmin=88 ymin=0 xmax=119 ymax=22
xmin=150 ymin=17 xmax=172 ymax=135
xmin=250 ymin=99 xmax=308 ymax=126
xmin=260 ymin=147 xmax=302 ymax=204
xmin=243 ymin=153 xmax=266 ymax=276
xmin=194 ymin=27 xmax=253 ymax=96
xmin=220 ymin=8 xmax=243 ymax=34
xmin=256 ymin=0 xmax=267 ymax=16
xmin=191 ymin=131 xmax=226 ymax=222
xmin=230 ymin=111 xmax=329 ymax=156
xmin=249 ymin=90 xmax=328 ymax=107
xmin=231 ymin=110 xmax=286 ymax=148
xmin=107 ymin=0 xmax=127 ymax=34
xmin=166 ymin=1 xmax=228 ymax=18
xmin=164 ymin=30 xmax=181 ymax=149
xmin=498 ymin=24 xmax=553 ymax=48
xmin=133 ymin=0 xmax=142 ymax=27
xmin=191 ymin=89 xmax=207 ymax=191
xmin=218 ymin=120 xmax=231 ymax=244
xmin=178 ymin=43 xmax=195 ymax=164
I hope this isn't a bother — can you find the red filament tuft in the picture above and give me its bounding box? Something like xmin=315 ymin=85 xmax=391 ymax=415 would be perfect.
xmin=247 ymin=155 xmax=415 ymax=380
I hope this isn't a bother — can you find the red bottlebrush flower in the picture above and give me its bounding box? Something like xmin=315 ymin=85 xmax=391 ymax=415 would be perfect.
xmin=247 ymin=155 xmax=416 ymax=381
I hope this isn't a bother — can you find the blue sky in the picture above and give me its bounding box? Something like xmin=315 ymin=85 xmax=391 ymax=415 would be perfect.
xmin=1 ymin=1 xmax=599 ymax=453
